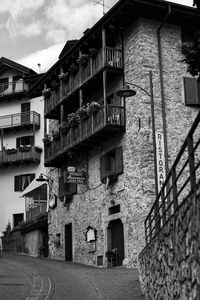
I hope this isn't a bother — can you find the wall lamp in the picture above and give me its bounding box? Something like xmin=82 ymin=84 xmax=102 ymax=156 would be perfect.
xmin=36 ymin=173 xmax=53 ymax=183
xmin=117 ymin=70 xmax=158 ymax=197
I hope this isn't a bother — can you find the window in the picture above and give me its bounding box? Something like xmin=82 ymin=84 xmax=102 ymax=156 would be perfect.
xmin=100 ymin=146 xmax=123 ymax=183
xmin=183 ymin=77 xmax=200 ymax=106
xmin=14 ymin=174 xmax=35 ymax=192
xmin=13 ymin=213 xmax=24 ymax=227
xmin=16 ymin=136 xmax=34 ymax=148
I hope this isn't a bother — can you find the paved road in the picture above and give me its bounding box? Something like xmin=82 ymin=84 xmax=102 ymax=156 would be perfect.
xmin=0 ymin=253 xmax=145 ymax=300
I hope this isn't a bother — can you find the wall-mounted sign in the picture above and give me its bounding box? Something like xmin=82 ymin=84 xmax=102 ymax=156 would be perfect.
xmin=156 ymin=131 xmax=166 ymax=192
xmin=85 ymin=226 xmax=97 ymax=243
xmin=67 ymin=166 xmax=76 ymax=172
xmin=63 ymin=171 xmax=87 ymax=185
xmin=49 ymin=194 xmax=57 ymax=209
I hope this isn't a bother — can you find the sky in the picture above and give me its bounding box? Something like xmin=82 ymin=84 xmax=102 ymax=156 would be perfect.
xmin=0 ymin=0 xmax=194 ymax=74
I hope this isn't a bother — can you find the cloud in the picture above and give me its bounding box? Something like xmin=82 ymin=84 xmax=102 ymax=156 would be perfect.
xmin=45 ymin=29 xmax=67 ymax=43
xmin=0 ymin=0 xmax=45 ymax=18
xmin=17 ymin=43 xmax=65 ymax=73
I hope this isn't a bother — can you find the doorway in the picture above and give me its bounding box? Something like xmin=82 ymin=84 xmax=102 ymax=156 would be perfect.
xmin=21 ymin=102 xmax=30 ymax=124
xmin=107 ymin=218 xmax=124 ymax=266
xmin=65 ymin=223 xmax=72 ymax=261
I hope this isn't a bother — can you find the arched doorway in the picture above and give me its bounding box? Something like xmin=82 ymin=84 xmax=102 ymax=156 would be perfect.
xmin=107 ymin=218 xmax=124 ymax=266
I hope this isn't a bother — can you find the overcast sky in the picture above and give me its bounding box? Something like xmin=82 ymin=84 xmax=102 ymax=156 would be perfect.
xmin=0 ymin=0 xmax=194 ymax=73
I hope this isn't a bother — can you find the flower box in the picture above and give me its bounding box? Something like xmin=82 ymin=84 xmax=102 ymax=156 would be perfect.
xmin=42 ymin=88 xmax=51 ymax=99
xmin=5 ymin=148 xmax=17 ymax=154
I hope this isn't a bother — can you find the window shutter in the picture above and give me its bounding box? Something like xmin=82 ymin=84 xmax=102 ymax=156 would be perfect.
xmin=115 ymin=146 xmax=123 ymax=175
xmin=100 ymin=155 xmax=107 ymax=183
xmin=183 ymin=77 xmax=200 ymax=106
xmin=14 ymin=176 xmax=20 ymax=191
xmin=67 ymin=183 xmax=77 ymax=195
xmin=59 ymin=176 xmax=64 ymax=197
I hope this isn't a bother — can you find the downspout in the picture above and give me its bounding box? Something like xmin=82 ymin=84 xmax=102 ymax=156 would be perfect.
xmin=157 ymin=4 xmax=171 ymax=175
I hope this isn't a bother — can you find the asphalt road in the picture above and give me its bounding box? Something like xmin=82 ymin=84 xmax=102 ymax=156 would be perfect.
xmin=0 ymin=252 xmax=145 ymax=300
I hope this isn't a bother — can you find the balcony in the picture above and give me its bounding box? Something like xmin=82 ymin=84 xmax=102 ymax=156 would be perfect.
xmin=44 ymin=105 xmax=125 ymax=167
xmin=44 ymin=47 xmax=123 ymax=117
xmin=0 ymin=80 xmax=28 ymax=99
xmin=0 ymin=146 xmax=42 ymax=166
xmin=26 ymin=203 xmax=47 ymax=221
xmin=0 ymin=111 xmax=40 ymax=132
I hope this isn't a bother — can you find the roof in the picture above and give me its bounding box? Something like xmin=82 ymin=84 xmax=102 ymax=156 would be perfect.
xmin=20 ymin=178 xmax=47 ymax=197
xmin=0 ymin=57 xmax=37 ymax=76
xmin=29 ymin=0 xmax=200 ymax=93
xmin=59 ymin=39 xmax=79 ymax=59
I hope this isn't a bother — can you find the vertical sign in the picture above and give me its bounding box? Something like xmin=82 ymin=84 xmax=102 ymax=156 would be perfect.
xmin=156 ymin=131 xmax=166 ymax=192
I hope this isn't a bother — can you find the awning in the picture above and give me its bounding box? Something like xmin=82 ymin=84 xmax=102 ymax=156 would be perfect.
xmin=20 ymin=178 xmax=47 ymax=197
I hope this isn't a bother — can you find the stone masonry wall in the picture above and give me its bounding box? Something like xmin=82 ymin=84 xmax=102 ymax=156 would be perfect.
xmin=48 ymin=18 xmax=200 ymax=268
xmin=138 ymin=183 xmax=200 ymax=300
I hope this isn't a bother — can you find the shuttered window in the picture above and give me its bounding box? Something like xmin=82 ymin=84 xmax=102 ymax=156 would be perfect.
xmin=14 ymin=173 xmax=35 ymax=191
xmin=183 ymin=77 xmax=200 ymax=106
xmin=100 ymin=146 xmax=123 ymax=183
xmin=59 ymin=176 xmax=77 ymax=199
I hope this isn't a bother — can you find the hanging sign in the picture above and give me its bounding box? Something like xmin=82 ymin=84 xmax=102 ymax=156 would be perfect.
xmin=63 ymin=170 xmax=87 ymax=184
xmin=67 ymin=166 xmax=76 ymax=172
xmin=156 ymin=131 xmax=166 ymax=192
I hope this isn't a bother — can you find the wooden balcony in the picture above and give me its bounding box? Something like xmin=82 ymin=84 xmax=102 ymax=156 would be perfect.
xmin=0 ymin=146 xmax=42 ymax=166
xmin=44 ymin=47 xmax=123 ymax=116
xmin=0 ymin=80 xmax=28 ymax=99
xmin=26 ymin=203 xmax=47 ymax=221
xmin=44 ymin=105 xmax=125 ymax=167
xmin=0 ymin=111 xmax=40 ymax=132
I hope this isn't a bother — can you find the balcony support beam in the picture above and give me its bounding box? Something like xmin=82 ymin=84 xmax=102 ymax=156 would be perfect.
xmin=103 ymin=71 xmax=107 ymax=126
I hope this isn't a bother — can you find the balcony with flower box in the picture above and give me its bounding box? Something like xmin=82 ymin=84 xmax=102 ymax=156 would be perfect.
xmin=44 ymin=104 xmax=125 ymax=167
xmin=44 ymin=47 xmax=123 ymax=118
xmin=0 ymin=146 xmax=42 ymax=166
xmin=0 ymin=111 xmax=40 ymax=132
xmin=0 ymin=79 xmax=28 ymax=100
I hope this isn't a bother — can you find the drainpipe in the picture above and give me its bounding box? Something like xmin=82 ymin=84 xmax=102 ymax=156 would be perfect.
xmin=157 ymin=4 xmax=171 ymax=176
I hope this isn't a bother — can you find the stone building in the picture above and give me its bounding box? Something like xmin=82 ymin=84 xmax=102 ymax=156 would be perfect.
xmin=33 ymin=0 xmax=200 ymax=267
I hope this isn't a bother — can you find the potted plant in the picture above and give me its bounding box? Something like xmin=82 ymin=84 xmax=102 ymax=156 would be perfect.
xmin=58 ymin=122 xmax=70 ymax=134
xmin=77 ymin=54 xmax=89 ymax=65
xmin=42 ymin=88 xmax=51 ymax=99
xmin=58 ymin=72 xmax=69 ymax=81
xmin=51 ymin=130 xmax=60 ymax=140
xmin=42 ymin=134 xmax=51 ymax=145
xmin=51 ymin=80 xmax=59 ymax=91
xmin=77 ymin=106 xmax=90 ymax=120
xmin=67 ymin=112 xmax=80 ymax=128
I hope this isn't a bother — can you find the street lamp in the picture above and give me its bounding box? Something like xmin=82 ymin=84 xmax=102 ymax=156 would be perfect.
xmin=116 ymin=70 xmax=158 ymax=197
xmin=36 ymin=173 xmax=53 ymax=211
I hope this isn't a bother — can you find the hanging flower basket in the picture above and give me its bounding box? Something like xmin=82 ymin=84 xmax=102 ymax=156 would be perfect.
xmin=88 ymin=101 xmax=100 ymax=114
xmin=51 ymin=80 xmax=60 ymax=91
xmin=51 ymin=130 xmax=60 ymax=140
xmin=42 ymin=134 xmax=51 ymax=145
xmin=42 ymin=88 xmax=51 ymax=99
xmin=58 ymin=72 xmax=69 ymax=81
xmin=77 ymin=54 xmax=89 ymax=65
xmin=58 ymin=122 xmax=70 ymax=134
xmin=77 ymin=106 xmax=90 ymax=120
xmin=67 ymin=113 xmax=80 ymax=128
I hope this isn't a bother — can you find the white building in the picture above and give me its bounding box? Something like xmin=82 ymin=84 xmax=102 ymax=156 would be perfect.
xmin=0 ymin=57 xmax=45 ymax=233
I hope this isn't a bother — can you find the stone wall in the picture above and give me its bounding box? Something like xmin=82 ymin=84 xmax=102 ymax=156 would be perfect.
xmin=138 ymin=184 xmax=200 ymax=300
xmin=48 ymin=18 xmax=199 ymax=268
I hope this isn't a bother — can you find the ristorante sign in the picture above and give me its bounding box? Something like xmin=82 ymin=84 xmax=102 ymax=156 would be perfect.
xmin=155 ymin=131 xmax=166 ymax=192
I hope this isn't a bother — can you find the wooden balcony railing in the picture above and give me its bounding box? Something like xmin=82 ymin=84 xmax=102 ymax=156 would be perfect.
xmin=0 ymin=80 xmax=28 ymax=97
xmin=26 ymin=203 xmax=47 ymax=221
xmin=45 ymin=105 xmax=125 ymax=164
xmin=45 ymin=47 xmax=123 ymax=116
xmin=145 ymin=110 xmax=200 ymax=245
xmin=0 ymin=146 xmax=42 ymax=166
xmin=0 ymin=111 xmax=40 ymax=130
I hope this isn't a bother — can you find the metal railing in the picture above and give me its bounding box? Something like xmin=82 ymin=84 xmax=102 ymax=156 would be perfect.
xmin=45 ymin=104 xmax=125 ymax=162
xmin=0 ymin=80 xmax=28 ymax=96
xmin=0 ymin=146 xmax=42 ymax=165
xmin=45 ymin=47 xmax=123 ymax=115
xmin=0 ymin=111 xmax=40 ymax=129
xmin=145 ymin=111 xmax=200 ymax=245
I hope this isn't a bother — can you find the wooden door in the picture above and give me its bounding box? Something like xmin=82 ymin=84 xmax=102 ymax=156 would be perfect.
xmin=65 ymin=223 xmax=72 ymax=261
xmin=21 ymin=102 xmax=30 ymax=124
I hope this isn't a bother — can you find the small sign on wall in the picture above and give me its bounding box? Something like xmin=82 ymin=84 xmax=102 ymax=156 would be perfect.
xmin=85 ymin=226 xmax=97 ymax=243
